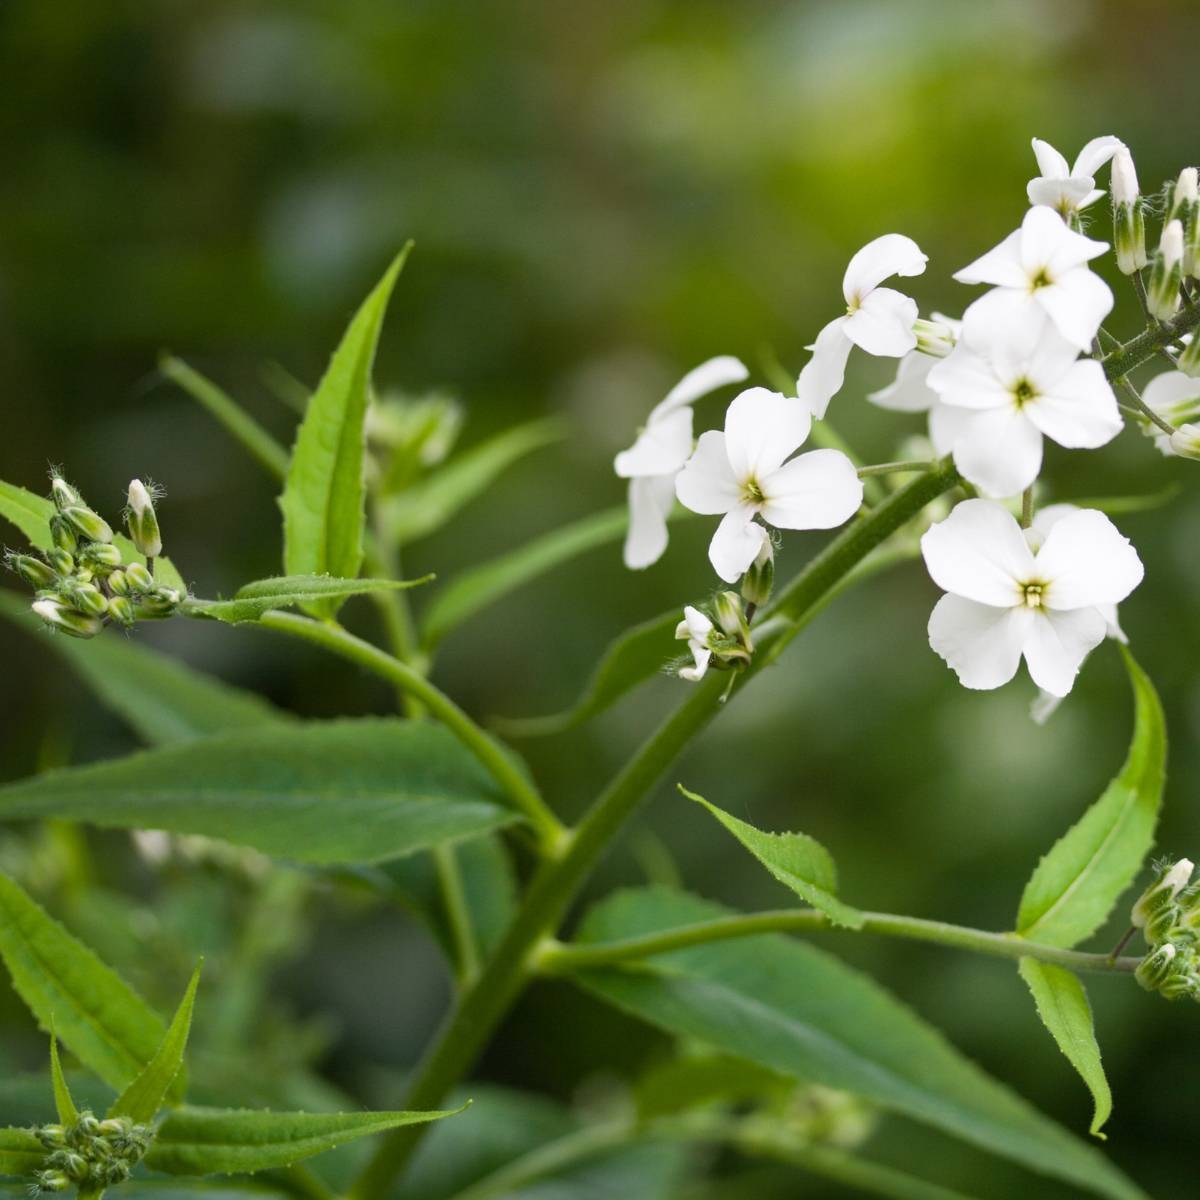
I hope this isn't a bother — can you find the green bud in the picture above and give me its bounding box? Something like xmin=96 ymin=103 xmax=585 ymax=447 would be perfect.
xmin=125 ymin=478 xmax=162 ymax=558
xmin=135 ymin=587 xmax=182 ymax=619
xmin=124 ymin=562 xmax=153 ymax=592
xmin=79 ymin=541 xmax=123 ymax=570
xmin=740 ymin=533 xmax=774 ymax=608
xmin=108 ymin=568 xmax=129 ymax=595
xmin=1146 ymin=902 xmax=1181 ymax=946
xmin=36 ymin=1124 xmax=66 ymax=1150
xmin=46 ymin=548 xmax=74 ymax=576
xmin=1110 ymin=149 xmax=1146 ymax=275
xmin=107 ymin=595 xmax=135 ymax=626
xmin=1136 ymin=942 xmax=1177 ymax=991
xmin=49 ymin=475 xmax=81 ymax=512
xmin=34 ymin=1169 xmax=70 ymax=1192
xmin=6 ymin=553 xmax=57 ymax=590
xmin=63 ymin=582 xmax=108 ymax=618
xmin=1146 ymin=221 xmax=1184 ymax=321
xmin=1132 ymin=858 xmax=1194 ymax=930
xmin=1169 ymin=423 xmax=1200 ymax=461
xmin=48 ymin=1149 xmax=88 ymax=1179
xmin=49 ymin=516 xmax=78 ymax=554
xmin=713 ymin=590 xmax=750 ymax=642
xmin=1160 ymin=947 xmax=1200 ymax=1000
xmin=61 ymin=505 xmax=114 ymax=544
xmin=912 ymin=317 xmax=957 ymax=358
xmin=1179 ymin=334 xmax=1200 ymax=379
xmin=32 ymin=598 xmax=102 ymax=639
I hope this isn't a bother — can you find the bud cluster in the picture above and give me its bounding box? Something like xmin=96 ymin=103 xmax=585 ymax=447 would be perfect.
xmin=32 ymin=1111 xmax=152 ymax=1193
xmin=1131 ymin=858 xmax=1200 ymax=1002
xmin=5 ymin=473 xmax=182 ymax=639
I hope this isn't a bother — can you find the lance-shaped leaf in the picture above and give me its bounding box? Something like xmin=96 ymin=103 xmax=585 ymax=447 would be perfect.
xmin=0 ymin=589 xmax=285 ymax=746
xmin=182 ymin=573 xmax=430 ymax=625
xmin=381 ymin=417 xmax=564 ymax=546
xmin=1017 ymin=648 xmax=1166 ymax=948
xmin=568 ymin=887 xmax=1144 ymax=1200
xmin=422 ymin=506 xmax=628 ymax=647
xmin=0 ymin=873 xmax=169 ymax=1095
xmin=50 ymin=1034 xmax=79 ymax=1124
xmin=495 ymin=608 xmax=679 ymax=737
xmin=0 ymin=719 xmax=515 ymax=865
xmin=145 ymin=1105 xmax=465 ymax=1175
xmin=280 ymin=246 xmax=410 ymax=616
xmin=682 ymin=786 xmax=864 ymax=929
xmin=0 ymin=1127 xmax=45 ymax=1178
xmin=159 ymin=355 xmax=289 ymax=481
xmin=109 ymin=964 xmax=201 ymax=1123
xmin=1018 ymin=959 xmax=1112 ymax=1138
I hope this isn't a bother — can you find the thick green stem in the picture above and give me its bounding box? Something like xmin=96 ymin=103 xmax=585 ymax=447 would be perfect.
xmin=535 ymin=908 xmax=1141 ymax=976
xmin=254 ymin=611 xmax=566 ymax=850
xmin=347 ymin=461 xmax=962 ymax=1198
xmin=1101 ymin=301 xmax=1200 ymax=380
xmin=434 ymin=842 xmax=481 ymax=986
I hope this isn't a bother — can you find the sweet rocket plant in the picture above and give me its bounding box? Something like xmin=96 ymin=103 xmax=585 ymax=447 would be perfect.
xmin=2 ymin=134 xmax=1200 ymax=1200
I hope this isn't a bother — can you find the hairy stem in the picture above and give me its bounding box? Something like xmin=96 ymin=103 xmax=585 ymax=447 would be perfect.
xmin=347 ymin=460 xmax=962 ymax=1198
xmin=254 ymin=611 xmax=566 ymax=850
xmin=1101 ymin=300 xmax=1200 ymax=380
xmin=535 ymin=909 xmax=1142 ymax=976
xmin=857 ymin=459 xmax=933 ymax=478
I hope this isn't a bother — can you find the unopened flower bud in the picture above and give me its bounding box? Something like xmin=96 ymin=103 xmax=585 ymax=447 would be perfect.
xmin=50 ymin=516 xmax=78 ymax=554
xmin=124 ymin=562 xmax=154 ymax=592
xmin=1111 ymin=149 xmax=1146 ymax=275
xmin=1179 ymin=334 xmax=1200 ymax=379
xmin=135 ymin=588 xmax=181 ymax=619
xmin=46 ymin=548 xmax=74 ymax=576
xmin=61 ymin=505 xmax=114 ymax=545
xmin=63 ymin=582 xmax=108 ymax=618
xmin=49 ymin=475 xmax=81 ymax=512
xmin=740 ymin=530 xmax=775 ymax=608
xmin=125 ymin=479 xmax=162 ymax=558
xmin=1132 ymin=858 xmax=1194 ymax=929
xmin=6 ymin=553 xmax=57 ymax=590
xmin=1136 ymin=942 xmax=1177 ymax=991
xmin=79 ymin=541 xmax=123 ymax=570
xmin=1169 ymin=423 xmax=1200 ymax=461
xmin=1147 ymin=221 xmax=1184 ymax=319
xmin=107 ymin=595 xmax=135 ymax=626
xmin=107 ymin=568 xmax=129 ymax=596
xmin=34 ymin=1169 xmax=70 ymax=1192
xmin=713 ymin=590 xmax=751 ymax=643
xmin=1169 ymin=167 xmax=1198 ymax=224
xmin=913 ymin=317 xmax=957 ymax=358
xmin=36 ymin=1124 xmax=66 ymax=1150
xmin=32 ymin=598 xmax=102 ymax=639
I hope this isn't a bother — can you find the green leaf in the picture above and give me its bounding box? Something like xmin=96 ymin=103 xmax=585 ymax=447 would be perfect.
xmin=0 ymin=589 xmax=285 ymax=746
xmin=182 ymin=574 xmax=430 ymax=625
xmin=494 ymin=608 xmax=679 ymax=737
xmin=109 ymin=963 xmax=201 ymax=1123
xmin=635 ymin=1049 xmax=790 ymax=1120
xmin=280 ymin=246 xmax=411 ymax=617
xmin=568 ymin=886 xmax=1144 ymax=1200
xmin=381 ymin=417 xmax=564 ymax=547
xmin=0 ymin=872 xmax=171 ymax=1096
xmin=681 ymin=786 xmax=864 ymax=929
xmin=1017 ymin=648 xmax=1166 ymax=948
xmin=0 ymin=1126 xmax=45 ymax=1178
xmin=0 ymin=719 xmax=516 ymax=865
xmin=159 ymin=356 xmax=290 ymax=481
xmin=145 ymin=1105 xmax=464 ymax=1176
xmin=50 ymin=1034 xmax=79 ymax=1125
xmin=422 ymin=506 xmax=628 ymax=647
xmin=1018 ymin=958 xmax=1112 ymax=1139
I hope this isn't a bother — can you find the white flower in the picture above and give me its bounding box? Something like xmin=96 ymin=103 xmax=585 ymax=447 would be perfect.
xmin=1026 ymin=135 xmax=1124 ymax=216
xmin=675 ymin=388 xmax=863 ymax=582
xmin=614 ymin=356 xmax=748 ymax=569
xmin=955 ymin=206 xmax=1112 ymax=352
xmin=675 ymin=606 xmax=714 ymax=681
xmin=926 ymin=316 xmax=1122 ymax=498
xmin=921 ymin=499 xmax=1143 ymax=697
xmin=796 ymin=234 xmax=928 ymax=419
xmin=1140 ymin=370 xmax=1200 ymax=454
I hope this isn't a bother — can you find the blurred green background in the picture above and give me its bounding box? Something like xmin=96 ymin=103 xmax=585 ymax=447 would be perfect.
xmin=2 ymin=1 xmax=1199 ymax=1196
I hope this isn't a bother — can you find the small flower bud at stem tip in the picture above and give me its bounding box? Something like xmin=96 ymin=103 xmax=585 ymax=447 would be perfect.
xmin=1169 ymin=423 xmax=1200 ymax=461
xmin=1111 ymin=147 xmax=1139 ymax=206
xmin=126 ymin=478 xmax=162 ymax=558
xmin=1146 ymin=221 xmax=1184 ymax=319
xmin=49 ymin=476 xmax=80 ymax=512
xmin=124 ymin=562 xmax=153 ymax=592
xmin=31 ymin=599 xmax=102 ymax=639
xmin=61 ymin=504 xmax=114 ymax=544
xmin=1136 ymin=942 xmax=1177 ymax=991
xmin=6 ymin=553 xmax=57 ymax=590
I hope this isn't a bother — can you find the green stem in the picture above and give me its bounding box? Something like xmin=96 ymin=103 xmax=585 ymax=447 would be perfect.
xmin=1116 ymin=375 xmax=1175 ymax=437
xmin=1020 ymin=485 xmax=1034 ymax=529
xmin=255 ymin=610 xmax=566 ymax=850
xmin=434 ymin=842 xmax=481 ymax=986
xmin=535 ymin=908 xmax=1141 ymax=977
xmin=857 ymin=459 xmax=932 ymax=478
xmin=1101 ymin=300 xmax=1200 ymax=380
xmin=347 ymin=460 xmax=962 ymax=1199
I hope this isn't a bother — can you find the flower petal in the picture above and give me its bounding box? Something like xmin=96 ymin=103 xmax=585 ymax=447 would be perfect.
xmin=1027 ymin=177 xmax=1095 ymax=212
xmin=623 ymin=475 xmax=677 ymax=570
xmin=928 ymin=594 xmax=1033 ymax=690
xmin=868 ymin=351 xmax=937 ymax=413
xmin=959 ymin=287 xmax=1045 ymax=353
xmin=927 ymin=342 xmax=1012 ymax=411
xmin=648 ymin=355 xmax=750 ymax=422
xmin=841 ymin=233 xmax=927 ymax=304
xmin=953 ymin=229 xmax=1027 ymax=288
xmin=1022 ymin=607 xmax=1107 ymax=697
xmin=1037 ymin=269 xmax=1113 ymax=351
xmin=1035 ymin=508 xmax=1144 ymax=609
xmin=680 ymin=604 xmax=714 ymax=641
xmin=1072 ymin=135 xmax=1124 ymax=178
xmin=1026 ymin=360 xmax=1122 ymax=449
xmin=1143 ymin=369 xmax=1200 ymax=423
xmin=614 ymin=406 xmax=694 ymax=478
xmin=1031 ymin=137 xmax=1070 ymax=179
xmin=844 ymin=288 xmax=919 ymax=357
xmin=724 ymin=387 xmax=812 ymax=482
xmin=921 ymin=498 xmax=1035 ymax=605
xmin=796 ymin=316 xmax=852 ymax=419
xmin=708 ymin=507 xmax=765 ymax=583
xmin=1018 ymin=206 xmax=1107 ymax=278
xmin=928 ymin=402 xmax=976 ymax=456
xmin=760 ymin=449 xmax=863 ymax=531
xmin=675 ymin=430 xmax=740 ymax=515
xmin=679 ymin=643 xmax=712 ymax=682
xmin=952 ymin=407 xmax=1043 ymax=498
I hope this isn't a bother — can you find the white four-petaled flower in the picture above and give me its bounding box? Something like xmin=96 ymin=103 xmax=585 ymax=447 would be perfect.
xmin=675 ymin=606 xmax=715 ymax=681
xmin=675 ymin=388 xmax=863 ymax=582
xmin=921 ymin=499 xmax=1143 ymax=697
xmin=796 ymin=234 xmax=928 ymax=419
xmin=926 ymin=316 xmax=1122 ymax=498
xmin=1026 ymin=135 xmax=1124 ymax=217
xmin=614 ymin=356 xmax=749 ymax=569
xmin=954 ymin=206 xmax=1113 ymax=351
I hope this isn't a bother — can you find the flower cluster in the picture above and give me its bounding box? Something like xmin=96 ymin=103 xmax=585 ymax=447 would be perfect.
xmin=1131 ymin=859 xmax=1200 ymax=1003
xmin=614 ymin=133 xmax=1200 ymax=700
xmin=32 ymin=1111 xmax=152 ymax=1193
xmin=5 ymin=474 xmax=182 ymax=638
